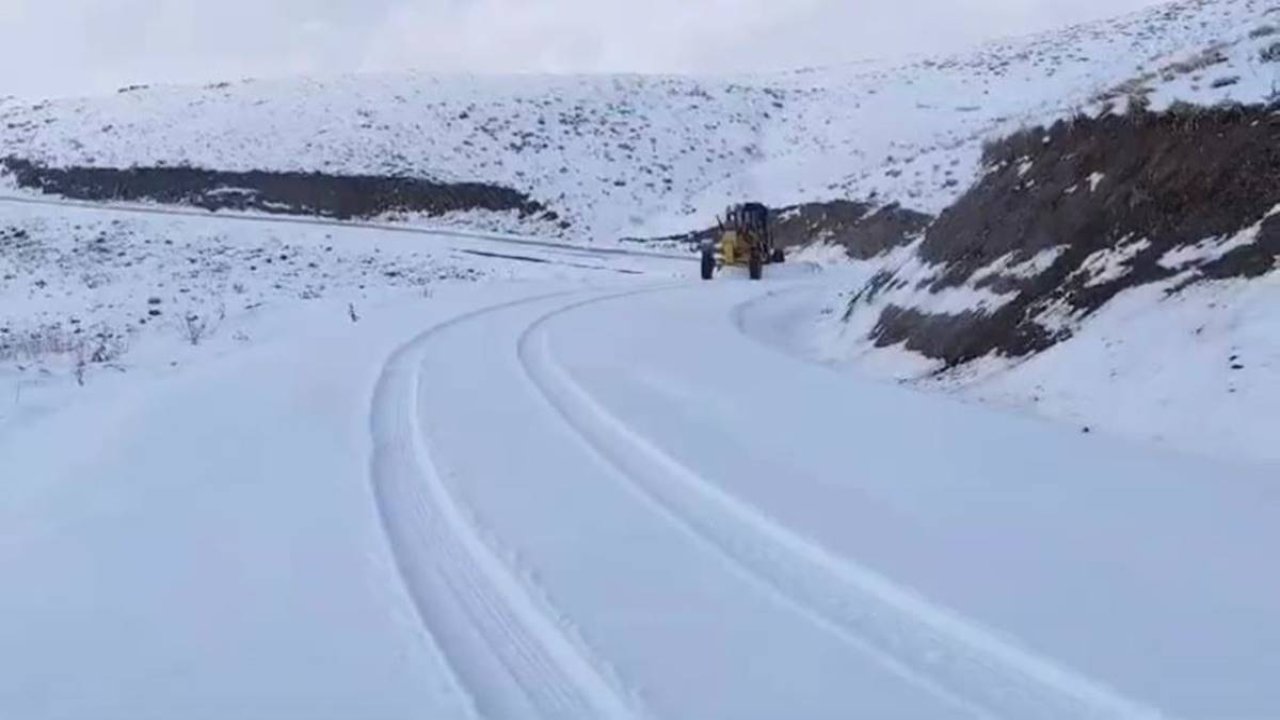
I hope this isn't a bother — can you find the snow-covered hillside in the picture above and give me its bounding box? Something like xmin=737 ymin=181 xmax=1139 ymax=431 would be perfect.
xmin=784 ymin=105 xmax=1280 ymax=466
xmin=760 ymin=258 xmax=1280 ymax=464
xmin=1 ymin=75 xmax=776 ymax=241
xmin=0 ymin=199 xmax=679 ymax=434
xmin=4 ymin=0 xmax=1279 ymax=454
xmin=3 ymin=0 xmax=1278 ymax=241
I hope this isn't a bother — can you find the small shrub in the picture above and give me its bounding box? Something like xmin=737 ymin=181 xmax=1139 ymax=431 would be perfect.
xmin=87 ymin=329 xmax=127 ymax=364
xmin=1167 ymin=100 xmax=1203 ymax=114
xmin=0 ymin=326 xmax=78 ymax=363
xmin=183 ymin=314 xmax=210 ymax=346
xmin=73 ymin=346 xmax=87 ymax=387
xmin=0 ymin=324 xmax=129 ymax=386
xmin=1167 ymin=100 xmax=1211 ymax=131
xmin=1260 ymin=41 xmax=1280 ymax=63
xmin=980 ymin=125 xmax=1043 ymax=167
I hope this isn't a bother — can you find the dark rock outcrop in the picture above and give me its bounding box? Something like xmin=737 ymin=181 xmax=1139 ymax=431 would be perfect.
xmin=1 ymin=158 xmax=554 ymax=223
xmin=859 ymin=104 xmax=1280 ymax=367
xmin=773 ymin=201 xmax=932 ymax=259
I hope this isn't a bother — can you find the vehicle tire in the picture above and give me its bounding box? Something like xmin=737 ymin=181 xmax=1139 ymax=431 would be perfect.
xmin=748 ymin=250 xmax=763 ymax=280
xmin=771 ymin=247 xmax=786 ymax=264
xmin=701 ymin=249 xmax=715 ymax=280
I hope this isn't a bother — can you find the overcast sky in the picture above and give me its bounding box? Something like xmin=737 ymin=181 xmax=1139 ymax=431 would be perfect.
xmin=1 ymin=0 xmax=1165 ymax=100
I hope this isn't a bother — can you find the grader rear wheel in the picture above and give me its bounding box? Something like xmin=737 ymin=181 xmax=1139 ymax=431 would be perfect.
xmin=748 ymin=249 xmax=763 ymax=280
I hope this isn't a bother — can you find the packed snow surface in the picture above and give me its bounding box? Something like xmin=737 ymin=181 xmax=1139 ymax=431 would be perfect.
xmin=4 ymin=256 xmax=1277 ymax=718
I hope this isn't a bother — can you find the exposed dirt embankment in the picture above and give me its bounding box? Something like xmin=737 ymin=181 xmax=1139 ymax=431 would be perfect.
xmin=853 ymin=104 xmax=1280 ymax=367
xmin=1 ymin=158 xmax=554 ymax=223
xmin=775 ymin=201 xmax=933 ymax=259
xmin=631 ymin=200 xmax=932 ymax=259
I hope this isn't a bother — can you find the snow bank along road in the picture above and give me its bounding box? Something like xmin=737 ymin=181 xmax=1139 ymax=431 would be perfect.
xmin=0 ymin=193 xmax=696 ymax=262
xmin=3 ymin=272 xmax=1277 ymax=719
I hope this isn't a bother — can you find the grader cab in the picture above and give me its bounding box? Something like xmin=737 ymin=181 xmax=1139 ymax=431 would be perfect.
xmin=700 ymin=202 xmax=784 ymax=281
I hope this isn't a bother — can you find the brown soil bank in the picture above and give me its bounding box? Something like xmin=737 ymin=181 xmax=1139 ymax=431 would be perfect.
xmin=630 ymin=200 xmax=932 ymax=259
xmin=1 ymin=158 xmax=554 ymax=223
xmin=860 ymin=104 xmax=1280 ymax=367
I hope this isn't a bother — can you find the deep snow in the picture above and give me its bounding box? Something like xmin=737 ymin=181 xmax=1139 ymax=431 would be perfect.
xmin=7 ymin=270 xmax=1275 ymax=719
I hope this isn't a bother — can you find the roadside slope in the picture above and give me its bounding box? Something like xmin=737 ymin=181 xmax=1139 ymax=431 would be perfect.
xmin=806 ymin=104 xmax=1280 ymax=462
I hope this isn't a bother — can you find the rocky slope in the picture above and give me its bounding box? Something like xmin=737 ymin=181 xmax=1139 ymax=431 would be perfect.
xmin=850 ymin=103 xmax=1280 ymax=367
xmin=798 ymin=100 xmax=1280 ymax=464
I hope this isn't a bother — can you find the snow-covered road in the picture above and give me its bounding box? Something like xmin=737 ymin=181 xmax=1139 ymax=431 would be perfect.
xmin=3 ymin=272 xmax=1277 ymax=720
xmin=0 ymin=194 xmax=697 ymax=262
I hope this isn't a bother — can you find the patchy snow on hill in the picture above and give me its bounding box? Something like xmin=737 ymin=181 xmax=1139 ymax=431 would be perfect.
xmin=1 ymin=75 xmax=776 ymax=242
xmin=753 ymin=0 xmax=1280 ymax=465
xmin=3 ymin=0 xmax=1278 ymax=243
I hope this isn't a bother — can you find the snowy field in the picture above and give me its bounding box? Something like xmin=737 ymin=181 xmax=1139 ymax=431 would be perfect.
xmin=0 ymin=199 xmax=682 ymax=436
xmin=4 ymin=257 xmax=1276 ymax=719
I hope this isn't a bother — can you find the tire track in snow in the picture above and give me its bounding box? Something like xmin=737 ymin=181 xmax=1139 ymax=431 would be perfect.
xmin=516 ymin=290 xmax=1172 ymax=720
xmin=370 ymin=291 xmax=644 ymax=720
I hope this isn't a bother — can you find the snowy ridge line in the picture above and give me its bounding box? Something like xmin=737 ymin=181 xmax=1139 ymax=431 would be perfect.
xmin=0 ymin=193 xmax=696 ymax=262
xmin=370 ymin=290 xmax=643 ymax=720
xmin=517 ymin=290 xmax=1171 ymax=720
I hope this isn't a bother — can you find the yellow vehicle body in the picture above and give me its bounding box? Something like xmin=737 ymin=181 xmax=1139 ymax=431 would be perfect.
xmin=700 ymin=202 xmax=780 ymax=281
xmin=718 ymin=229 xmax=754 ymax=267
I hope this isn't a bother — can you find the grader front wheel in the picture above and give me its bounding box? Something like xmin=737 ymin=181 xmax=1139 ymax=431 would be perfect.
xmin=701 ymin=249 xmax=715 ymax=280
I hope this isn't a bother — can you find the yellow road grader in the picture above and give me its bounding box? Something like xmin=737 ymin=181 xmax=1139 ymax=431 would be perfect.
xmin=700 ymin=202 xmax=784 ymax=281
